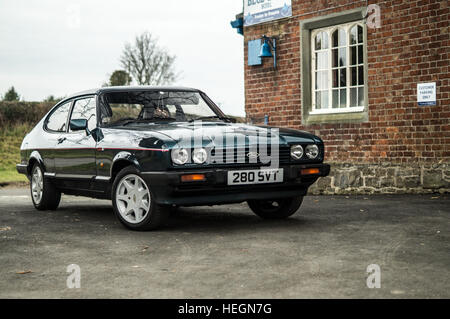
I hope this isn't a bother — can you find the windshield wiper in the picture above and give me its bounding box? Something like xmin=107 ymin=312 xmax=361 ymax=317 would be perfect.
xmin=122 ymin=118 xmax=177 ymax=126
xmin=188 ymin=116 xmax=233 ymax=123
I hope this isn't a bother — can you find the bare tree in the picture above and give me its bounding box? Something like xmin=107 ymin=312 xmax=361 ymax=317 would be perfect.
xmin=120 ymin=32 xmax=178 ymax=86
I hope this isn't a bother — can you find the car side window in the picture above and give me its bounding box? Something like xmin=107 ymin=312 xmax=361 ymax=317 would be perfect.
xmin=46 ymin=101 xmax=72 ymax=132
xmin=69 ymin=97 xmax=97 ymax=132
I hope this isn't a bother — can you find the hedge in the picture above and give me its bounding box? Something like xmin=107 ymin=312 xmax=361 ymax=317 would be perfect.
xmin=0 ymin=101 xmax=247 ymax=128
xmin=0 ymin=101 xmax=55 ymax=127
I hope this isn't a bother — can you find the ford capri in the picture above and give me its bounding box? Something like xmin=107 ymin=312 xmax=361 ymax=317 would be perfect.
xmin=17 ymin=87 xmax=330 ymax=230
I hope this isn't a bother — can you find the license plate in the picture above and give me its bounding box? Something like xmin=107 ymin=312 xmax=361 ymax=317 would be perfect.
xmin=227 ymin=169 xmax=284 ymax=185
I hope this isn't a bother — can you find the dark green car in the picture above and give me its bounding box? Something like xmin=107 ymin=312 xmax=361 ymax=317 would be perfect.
xmin=17 ymin=87 xmax=330 ymax=230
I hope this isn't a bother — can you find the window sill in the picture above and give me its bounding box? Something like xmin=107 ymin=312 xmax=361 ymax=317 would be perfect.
xmin=303 ymin=106 xmax=368 ymax=125
xmin=309 ymin=106 xmax=364 ymax=115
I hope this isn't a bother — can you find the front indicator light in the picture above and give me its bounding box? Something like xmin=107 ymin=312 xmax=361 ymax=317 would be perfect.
xmin=181 ymin=174 xmax=206 ymax=182
xmin=301 ymin=168 xmax=320 ymax=175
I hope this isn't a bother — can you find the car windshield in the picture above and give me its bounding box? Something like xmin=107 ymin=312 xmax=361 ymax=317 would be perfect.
xmin=98 ymin=90 xmax=223 ymax=126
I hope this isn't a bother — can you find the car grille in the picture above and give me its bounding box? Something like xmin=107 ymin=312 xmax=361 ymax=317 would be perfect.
xmin=208 ymin=146 xmax=291 ymax=166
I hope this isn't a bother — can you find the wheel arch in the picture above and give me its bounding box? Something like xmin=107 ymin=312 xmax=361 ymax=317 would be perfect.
xmin=27 ymin=151 xmax=45 ymax=176
xmin=110 ymin=152 xmax=142 ymax=183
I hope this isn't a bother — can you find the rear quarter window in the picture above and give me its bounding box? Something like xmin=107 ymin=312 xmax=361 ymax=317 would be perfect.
xmin=45 ymin=101 xmax=72 ymax=132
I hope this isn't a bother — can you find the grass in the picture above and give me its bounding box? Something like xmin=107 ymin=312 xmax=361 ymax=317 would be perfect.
xmin=0 ymin=124 xmax=32 ymax=184
xmin=0 ymin=169 xmax=28 ymax=184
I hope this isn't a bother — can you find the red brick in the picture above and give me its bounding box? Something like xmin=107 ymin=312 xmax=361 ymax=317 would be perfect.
xmin=243 ymin=0 xmax=449 ymax=164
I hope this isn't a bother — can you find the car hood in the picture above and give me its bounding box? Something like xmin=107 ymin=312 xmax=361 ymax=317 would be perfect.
xmin=100 ymin=122 xmax=322 ymax=149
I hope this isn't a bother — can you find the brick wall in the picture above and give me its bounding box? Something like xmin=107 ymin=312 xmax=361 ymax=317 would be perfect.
xmin=243 ymin=0 xmax=449 ymax=193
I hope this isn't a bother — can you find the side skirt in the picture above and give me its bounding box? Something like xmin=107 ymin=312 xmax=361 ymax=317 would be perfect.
xmin=48 ymin=175 xmax=112 ymax=200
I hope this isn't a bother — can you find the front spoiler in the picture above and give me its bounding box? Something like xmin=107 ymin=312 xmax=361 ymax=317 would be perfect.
xmin=142 ymin=163 xmax=330 ymax=206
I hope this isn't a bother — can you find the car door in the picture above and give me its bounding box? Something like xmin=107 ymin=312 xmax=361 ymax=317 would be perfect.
xmin=54 ymin=96 xmax=97 ymax=190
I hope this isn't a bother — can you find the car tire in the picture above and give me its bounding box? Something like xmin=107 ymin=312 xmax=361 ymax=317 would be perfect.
xmin=30 ymin=163 xmax=61 ymax=211
xmin=247 ymin=196 xmax=304 ymax=219
xmin=112 ymin=166 xmax=169 ymax=231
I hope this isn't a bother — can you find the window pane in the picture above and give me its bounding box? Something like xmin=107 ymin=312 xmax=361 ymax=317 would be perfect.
xmin=358 ymin=66 xmax=364 ymax=85
xmin=316 ymin=52 xmax=328 ymax=69
xmin=315 ymin=31 xmax=328 ymax=50
xmin=339 ymin=29 xmax=347 ymax=46
xmin=340 ymin=89 xmax=347 ymax=108
xmin=70 ymin=97 xmax=97 ymax=131
xmin=332 ymin=48 xmax=338 ymax=67
xmin=350 ymin=88 xmax=358 ymax=107
xmin=316 ymin=91 xmax=329 ymax=109
xmin=333 ymin=29 xmax=346 ymax=47
xmin=358 ymin=25 xmax=363 ymax=43
xmin=351 ymin=46 xmax=357 ymax=65
xmin=316 ymin=71 xmax=328 ymax=90
xmin=358 ymin=87 xmax=365 ymax=106
xmin=332 ymin=30 xmax=338 ymax=47
xmin=315 ymin=33 xmax=322 ymax=50
xmin=339 ymin=48 xmax=346 ymax=66
xmin=321 ymin=91 xmax=329 ymax=109
xmin=358 ymin=45 xmax=364 ymax=64
xmin=46 ymin=101 xmax=71 ymax=132
xmin=315 ymin=91 xmax=321 ymax=109
xmin=351 ymin=67 xmax=357 ymax=86
xmin=350 ymin=26 xmax=357 ymax=45
xmin=322 ymin=32 xmax=329 ymax=49
xmin=339 ymin=68 xmax=346 ymax=87
xmin=332 ymin=69 xmax=339 ymax=88
xmin=332 ymin=89 xmax=339 ymax=108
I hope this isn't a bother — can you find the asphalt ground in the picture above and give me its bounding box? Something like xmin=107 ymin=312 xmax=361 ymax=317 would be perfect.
xmin=0 ymin=187 xmax=448 ymax=298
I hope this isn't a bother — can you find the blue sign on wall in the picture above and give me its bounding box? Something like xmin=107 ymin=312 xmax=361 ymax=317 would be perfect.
xmin=248 ymin=39 xmax=262 ymax=66
xmin=244 ymin=0 xmax=292 ymax=26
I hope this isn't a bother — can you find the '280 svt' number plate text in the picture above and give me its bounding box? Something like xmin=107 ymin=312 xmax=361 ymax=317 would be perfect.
xmin=227 ymin=169 xmax=283 ymax=185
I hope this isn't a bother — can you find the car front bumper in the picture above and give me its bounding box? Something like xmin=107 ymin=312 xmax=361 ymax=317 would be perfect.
xmin=142 ymin=163 xmax=330 ymax=206
xmin=16 ymin=164 xmax=28 ymax=175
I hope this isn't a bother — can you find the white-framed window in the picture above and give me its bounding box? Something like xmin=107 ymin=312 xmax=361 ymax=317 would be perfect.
xmin=311 ymin=21 xmax=366 ymax=114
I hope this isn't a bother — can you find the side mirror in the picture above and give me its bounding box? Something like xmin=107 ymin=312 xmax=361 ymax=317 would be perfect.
xmin=69 ymin=119 xmax=90 ymax=135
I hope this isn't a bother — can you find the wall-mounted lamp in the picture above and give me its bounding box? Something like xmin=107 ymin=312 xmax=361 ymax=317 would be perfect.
xmin=230 ymin=15 xmax=243 ymax=35
xmin=258 ymin=35 xmax=276 ymax=69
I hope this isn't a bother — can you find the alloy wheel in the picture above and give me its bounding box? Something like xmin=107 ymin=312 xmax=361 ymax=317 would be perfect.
xmin=115 ymin=174 xmax=151 ymax=224
xmin=31 ymin=166 xmax=43 ymax=204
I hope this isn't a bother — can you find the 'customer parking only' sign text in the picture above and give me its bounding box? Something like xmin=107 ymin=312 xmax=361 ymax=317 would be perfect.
xmin=244 ymin=0 xmax=292 ymax=26
xmin=417 ymin=82 xmax=436 ymax=106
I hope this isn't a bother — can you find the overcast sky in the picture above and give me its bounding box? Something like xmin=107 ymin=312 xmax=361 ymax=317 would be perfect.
xmin=0 ymin=0 xmax=245 ymax=116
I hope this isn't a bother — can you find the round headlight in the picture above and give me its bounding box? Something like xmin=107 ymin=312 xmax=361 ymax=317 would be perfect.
xmin=290 ymin=145 xmax=304 ymax=160
xmin=305 ymin=144 xmax=319 ymax=159
xmin=192 ymin=148 xmax=208 ymax=164
xmin=171 ymin=148 xmax=189 ymax=165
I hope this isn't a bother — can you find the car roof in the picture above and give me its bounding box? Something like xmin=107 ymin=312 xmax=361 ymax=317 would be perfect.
xmin=61 ymin=86 xmax=201 ymax=102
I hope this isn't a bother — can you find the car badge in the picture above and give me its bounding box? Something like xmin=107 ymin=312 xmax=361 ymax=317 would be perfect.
xmin=247 ymin=152 xmax=260 ymax=159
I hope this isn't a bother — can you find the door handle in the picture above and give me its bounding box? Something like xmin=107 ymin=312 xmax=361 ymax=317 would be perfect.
xmin=57 ymin=137 xmax=67 ymax=144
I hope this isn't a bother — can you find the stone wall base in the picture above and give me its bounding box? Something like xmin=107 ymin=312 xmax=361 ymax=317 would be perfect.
xmin=308 ymin=163 xmax=450 ymax=195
